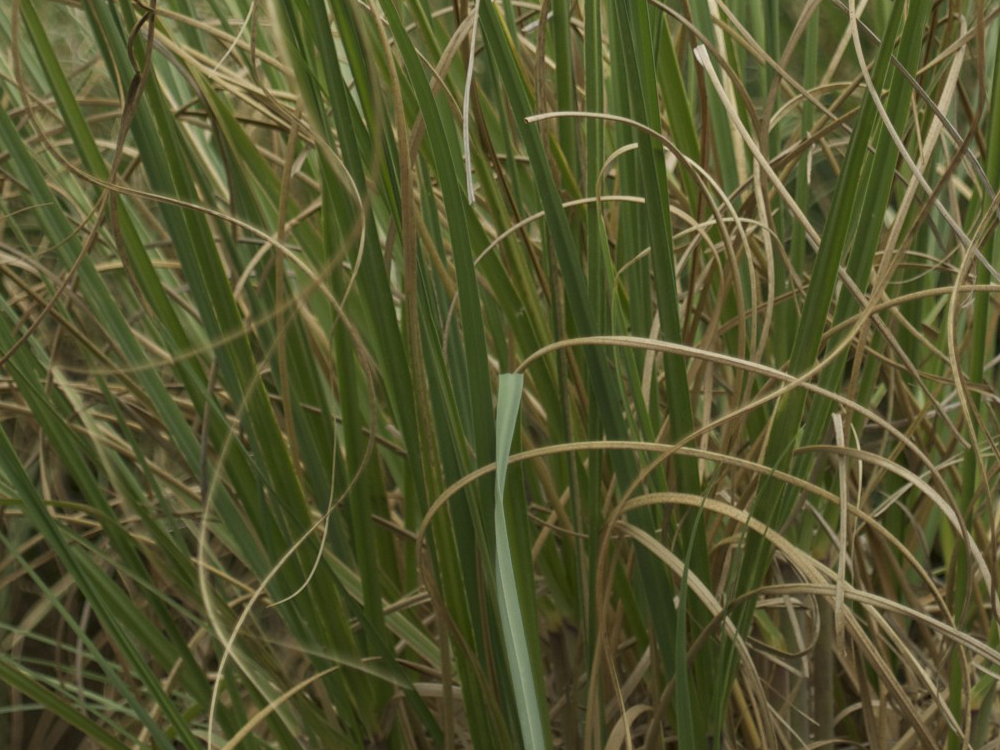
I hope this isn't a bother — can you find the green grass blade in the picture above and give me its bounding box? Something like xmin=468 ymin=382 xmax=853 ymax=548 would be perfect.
xmin=494 ymin=373 xmax=553 ymax=750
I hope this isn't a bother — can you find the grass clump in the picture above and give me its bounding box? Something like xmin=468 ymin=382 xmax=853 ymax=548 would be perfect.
xmin=1 ymin=0 xmax=999 ymax=748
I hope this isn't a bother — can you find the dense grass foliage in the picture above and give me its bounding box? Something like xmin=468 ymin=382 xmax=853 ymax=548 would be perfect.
xmin=1 ymin=0 xmax=1000 ymax=748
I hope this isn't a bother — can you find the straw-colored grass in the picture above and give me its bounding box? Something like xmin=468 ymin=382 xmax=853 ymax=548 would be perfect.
xmin=1 ymin=0 xmax=999 ymax=748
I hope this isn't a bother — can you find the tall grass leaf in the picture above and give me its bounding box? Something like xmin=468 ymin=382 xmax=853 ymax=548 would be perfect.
xmin=494 ymin=373 xmax=553 ymax=750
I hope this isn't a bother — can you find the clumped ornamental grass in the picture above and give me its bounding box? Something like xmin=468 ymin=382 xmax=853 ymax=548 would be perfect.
xmin=1 ymin=0 xmax=999 ymax=748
